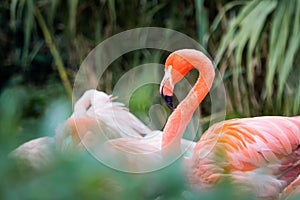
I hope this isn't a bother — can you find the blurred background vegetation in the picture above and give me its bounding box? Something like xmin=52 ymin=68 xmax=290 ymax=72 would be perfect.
xmin=1 ymin=0 xmax=300 ymax=199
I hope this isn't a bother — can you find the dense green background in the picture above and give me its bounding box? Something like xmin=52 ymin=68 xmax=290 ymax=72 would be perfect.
xmin=1 ymin=0 xmax=300 ymax=199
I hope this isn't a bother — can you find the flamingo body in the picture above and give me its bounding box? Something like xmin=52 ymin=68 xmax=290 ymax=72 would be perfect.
xmin=158 ymin=49 xmax=300 ymax=199
xmin=67 ymin=90 xmax=196 ymax=172
xmin=11 ymin=88 xmax=195 ymax=171
xmin=189 ymin=116 xmax=300 ymax=198
xmin=71 ymin=89 xmax=152 ymax=139
xmin=9 ymin=90 xmax=155 ymax=170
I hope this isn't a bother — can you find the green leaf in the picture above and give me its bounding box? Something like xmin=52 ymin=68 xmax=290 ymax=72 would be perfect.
xmin=246 ymin=1 xmax=277 ymax=84
xmin=68 ymin=0 xmax=78 ymax=36
xmin=10 ymin=0 xmax=19 ymax=30
xmin=211 ymin=1 xmax=247 ymax=32
xmin=265 ymin=1 xmax=289 ymax=100
xmin=215 ymin=0 xmax=262 ymax=65
xmin=195 ymin=0 xmax=209 ymax=47
xmin=277 ymin=0 xmax=300 ymax=102
xmin=22 ymin=0 xmax=34 ymax=67
xmin=49 ymin=0 xmax=59 ymax=27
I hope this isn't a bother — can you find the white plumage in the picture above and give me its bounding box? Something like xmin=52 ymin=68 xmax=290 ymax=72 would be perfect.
xmin=10 ymin=89 xmax=195 ymax=171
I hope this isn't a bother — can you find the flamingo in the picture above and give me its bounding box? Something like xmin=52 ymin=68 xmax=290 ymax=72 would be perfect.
xmin=10 ymin=87 xmax=196 ymax=171
xmin=65 ymin=89 xmax=196 ymax=172
xmin=10 ymin=88 xmax=195 ymax=171
xmin=157 ymin=49 xmax=300 ymax=199
xmin=10 ymin=90 xmax=156 ymax=170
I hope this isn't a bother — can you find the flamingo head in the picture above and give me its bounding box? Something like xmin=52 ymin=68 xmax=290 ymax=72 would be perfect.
xmin=160 ymin=49 xmax=196 ymax=110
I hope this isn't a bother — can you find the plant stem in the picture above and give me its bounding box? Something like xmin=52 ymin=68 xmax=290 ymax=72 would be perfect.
xmin=34 ymin=7 xmax=72 ymax=98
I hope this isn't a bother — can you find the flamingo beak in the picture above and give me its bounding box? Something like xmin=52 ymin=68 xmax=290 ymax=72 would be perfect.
xmin=161 ymin=85 xmax=174 ymax=110
xmin=160 ymin=65 xmax=174 ymax=110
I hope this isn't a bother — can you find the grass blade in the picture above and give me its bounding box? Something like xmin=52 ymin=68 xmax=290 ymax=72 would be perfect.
xmin=68 ymin=0 xmax=78 ymax=36
xmin=246 ymin=1 xmax=276 ymax=84
xmin=195 ymin=0 xmax=209 ymax=47
xmin=10 ymin=0 xmax=19 ymax=30
xmin=265 ymin=1 xmax=288 ymax=101
xmin=22 ymin=0 xmax=34 ymax=67
xmin=277 ymin=0 xmax=300 ymax=102
xmin=35 ymin=7 xmax=72 ymax=98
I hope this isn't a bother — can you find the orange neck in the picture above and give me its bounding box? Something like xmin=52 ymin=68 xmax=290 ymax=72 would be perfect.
xmin=162 ymin=52 xmax=215 ymax=156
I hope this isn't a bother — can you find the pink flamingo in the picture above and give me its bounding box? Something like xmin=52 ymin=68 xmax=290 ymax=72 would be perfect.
xmin=158 ymin=49 xmax=300 ymax=199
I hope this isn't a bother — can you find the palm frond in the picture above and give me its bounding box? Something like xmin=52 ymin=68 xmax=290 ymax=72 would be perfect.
xmin=213 ymin=0 xmax=300 ymax=115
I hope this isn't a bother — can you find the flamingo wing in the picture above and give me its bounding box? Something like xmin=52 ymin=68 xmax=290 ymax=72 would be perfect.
xmin=72 ymin=89 xmax=152 ymax=139
xmin=10 ymin=89 xmax=155 ymax=170
xmin=190 ymin=116 xmax=300 ymax=198
xmin=74 ymin=125 xmax=196 ymax=172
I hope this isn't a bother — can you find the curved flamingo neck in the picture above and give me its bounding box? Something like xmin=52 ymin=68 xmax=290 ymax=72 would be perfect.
xmin=162 ymin=52 xmax=215 ymax=156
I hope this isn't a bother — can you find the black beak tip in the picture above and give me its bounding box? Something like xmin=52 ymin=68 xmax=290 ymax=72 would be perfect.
xmin=162 ymin=95 xmax=174 ymax=110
